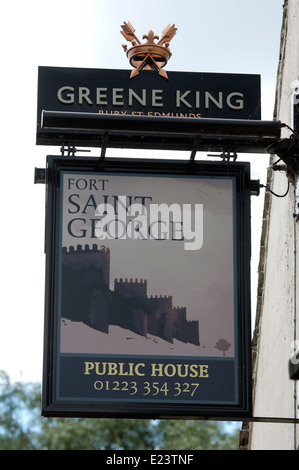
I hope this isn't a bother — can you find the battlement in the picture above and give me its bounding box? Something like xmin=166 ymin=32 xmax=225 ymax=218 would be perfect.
xmin=173 ymin=306 xmax=187 ymax=312
xmin=149 ymin=295 xmax=172 ymax=299
xmin=62 ymin=244 xmax=110 ymax=254
xmin=115 ymin=278 xmax=147 ymax=284
xmin=114 ymin=277 xmax=147 ymax=299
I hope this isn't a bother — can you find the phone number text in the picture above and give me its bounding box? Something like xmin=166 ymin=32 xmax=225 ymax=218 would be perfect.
xmin=93 ymin=380 xmax=200 ymax=397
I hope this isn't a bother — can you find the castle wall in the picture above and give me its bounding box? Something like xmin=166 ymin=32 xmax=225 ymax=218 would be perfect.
xmin=60 ymin=244 xmax=200 ymax=345
xmin=114 ymin=278 xmax=147 ymax=299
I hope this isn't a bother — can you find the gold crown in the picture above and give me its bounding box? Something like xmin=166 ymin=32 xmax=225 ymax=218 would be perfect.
xmin=121 ymin=21 xmax=177 ymax=80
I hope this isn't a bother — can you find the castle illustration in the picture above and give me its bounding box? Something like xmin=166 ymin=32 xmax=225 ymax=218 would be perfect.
xmin=61 ymin=244 xmax=200 ymax=346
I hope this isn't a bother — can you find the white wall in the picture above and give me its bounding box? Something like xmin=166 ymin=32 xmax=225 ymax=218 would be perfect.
xmin=248 ymin=0 xmax=299 ymax=450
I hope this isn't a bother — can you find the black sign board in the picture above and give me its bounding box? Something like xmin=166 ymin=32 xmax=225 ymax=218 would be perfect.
xmin=36 ymin=67 xmax=261 ymax=147
xmin=42 ymin=156 xmax=252 ymax=419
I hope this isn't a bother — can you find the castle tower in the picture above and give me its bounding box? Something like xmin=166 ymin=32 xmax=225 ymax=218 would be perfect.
xmin=61 ymin=244 xmax=111 ymax=332
xmin=62 ymin=244 xmax=110 ymax=285
xmin=111 ymin=278 xmax=148 ymax=337
xmin=147 ymin=295 xmax=174 ymax=343
xmin=172 ymin=306 xmax=200 ymax=345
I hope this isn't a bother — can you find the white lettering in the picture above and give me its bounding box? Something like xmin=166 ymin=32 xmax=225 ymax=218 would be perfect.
xmin=56 ymin=86 xmax=246 ymax=113
xmin=205 ymin=92 xmax=223 ymax=109
xmin=127 ymin=203 xmax=148 ymax=240
xmin=94 ymin=197 xmax=204 ymax=251
xmin=152 ymin=89 xmax=163 ymax=107
xmin=97 ymin=88 xmax=108 ymax=105
xmin=227 ymin=92 xmax=244 ymax=110
xmin=182 ymin=204 xmax=203 ymax=250
xmin=57 ymin=86 xmax=74 ymax=104
xmin=112 ymin=88 xmax=124 ymax=106
xmin=129 ymin=89 xmax=146 ymax=107
xmin=149 ymin=203 xmax=181 ymax=240
xmin=79 ymin=87 xmax=92 ymax=105
xmin=176 ymin=90 xmax=192 ymax=108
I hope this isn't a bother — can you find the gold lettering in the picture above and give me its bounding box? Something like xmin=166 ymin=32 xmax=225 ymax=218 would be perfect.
xmin=151 ymin=363 xmax=164 ymax=377
xmin=84 ymin=361 xmax=146 ymax=377
xmin=118 ymin=363 xmax=128 ymax=376
xmin=95 ymin=362 xmax=106 ymax=375
xmin=177 ymin=364 xmax=189 ymax=377
xmin=108 ymin=363 xmax=118 ymax=375
xmin=189 ymin=364 xmax=199 ymax=378
xmin=84 ymin=362 xmax=94 ymax=375
xmin=84 ymin=361 xmax=209 ymax=379
xmin=128 ymin=363 xmax=135 ymax=375
xmin=198 ymin=365 xmax=209 ymax=378
xmin=135 ymin=363 xmax=145 ymax=376
xmin=94 ymin=381 xmax=103 ymax=390
xmin=164 ymin=364 xmax=176 ymax=377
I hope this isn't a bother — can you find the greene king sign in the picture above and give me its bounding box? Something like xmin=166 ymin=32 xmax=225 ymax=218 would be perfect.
xmin=36 ymin=67 xmax=261 ymax=146
xmin=56 ymin=85 xmax=245 ymax=115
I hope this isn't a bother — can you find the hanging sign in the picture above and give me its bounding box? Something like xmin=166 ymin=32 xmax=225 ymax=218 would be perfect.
xmin=36 ymin=66 xmax=261 ymax=146
xmin=42 ymin=156 xmax=252 ymax=419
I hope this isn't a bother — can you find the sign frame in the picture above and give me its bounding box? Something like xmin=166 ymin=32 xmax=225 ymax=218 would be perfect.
xmin=42 ymin=156 xmax=252 ymax=419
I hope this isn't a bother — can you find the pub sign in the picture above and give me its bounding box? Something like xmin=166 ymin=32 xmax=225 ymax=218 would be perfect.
xmin=36 ymin=66 xmax=261 ymax=147
xmin=42 ymin=156 xmax=252 ymax=418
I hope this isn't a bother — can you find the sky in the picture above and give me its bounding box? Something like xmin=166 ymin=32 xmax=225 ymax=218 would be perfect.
xmin=0 ymin=0 xmax=284 ymax=383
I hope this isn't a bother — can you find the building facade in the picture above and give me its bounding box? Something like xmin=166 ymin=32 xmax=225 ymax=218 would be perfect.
xmin=240 ymin=0 xmax=299 ymax=450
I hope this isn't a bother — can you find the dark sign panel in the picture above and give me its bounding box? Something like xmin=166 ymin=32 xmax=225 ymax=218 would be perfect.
xmin=42 ymin=156 xmax=252 ymax=418
xmin=36 ymin=67 xmax=261 ymax=146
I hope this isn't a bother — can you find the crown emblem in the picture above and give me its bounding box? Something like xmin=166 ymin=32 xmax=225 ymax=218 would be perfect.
xmin=121 ymin=21 xmax=177 ymax=80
